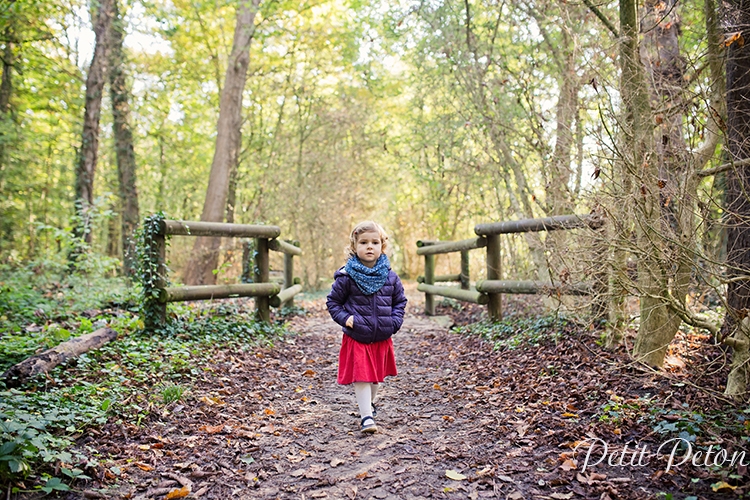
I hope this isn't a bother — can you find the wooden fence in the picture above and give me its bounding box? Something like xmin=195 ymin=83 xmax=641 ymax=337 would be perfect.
xmin=145 ymin=219 xmax=302 ymax=327
xmin=417 ymin=214 xmax=603 ymax=320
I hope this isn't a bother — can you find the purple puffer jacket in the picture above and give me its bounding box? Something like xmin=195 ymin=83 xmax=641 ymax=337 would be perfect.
xmin=326 ymin=267 xmax=408 ymax=344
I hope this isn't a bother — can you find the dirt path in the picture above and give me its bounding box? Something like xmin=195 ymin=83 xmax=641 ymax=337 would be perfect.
xmin=104 ymin=311 xmax=513 ymax=499
xmin=97 ymin=300 xmax=736 ymax=500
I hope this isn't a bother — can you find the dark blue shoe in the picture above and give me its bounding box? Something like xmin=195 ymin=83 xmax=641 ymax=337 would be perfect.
xmin=361 ymin=416 xmax=377 ymax=433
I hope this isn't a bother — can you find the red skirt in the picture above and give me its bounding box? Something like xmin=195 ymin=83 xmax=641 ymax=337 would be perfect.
xmin=337 ymin=334 xmax=397 ymax=385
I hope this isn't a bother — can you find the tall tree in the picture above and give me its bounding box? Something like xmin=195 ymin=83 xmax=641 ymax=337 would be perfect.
xmin=0 ymin=25 xmax=13 ymax=176
xmin=722 ymin=0 xmax=750 ymax=396
xmin=73 ymin=0 xmax=114 ymax=246
xmin=108 ymin=0 xmax=139 ymax=276
xmin=184 ymin=0 xmax=261 ymax=285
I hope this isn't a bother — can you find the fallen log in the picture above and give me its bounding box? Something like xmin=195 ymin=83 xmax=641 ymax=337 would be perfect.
xmin=3 ymin=327 xmax=118 ymax=387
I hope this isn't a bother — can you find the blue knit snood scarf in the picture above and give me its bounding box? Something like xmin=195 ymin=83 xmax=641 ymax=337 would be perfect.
xmin=345 ymin=254 xmax=390 ymax=295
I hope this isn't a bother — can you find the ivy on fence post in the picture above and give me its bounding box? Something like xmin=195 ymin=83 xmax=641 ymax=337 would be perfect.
xmin=136 ymin=213 xmax=169 ymax=331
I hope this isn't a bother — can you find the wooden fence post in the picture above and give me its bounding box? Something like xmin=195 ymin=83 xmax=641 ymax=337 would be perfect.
xmin=148 ymin=231 xmax=167 ymax=329
xmin=486 ymin=234 xmax=502 ymax=321
xmin=424 ymin=254 xmax=436 ymax=315
xmin=255 ymin=237 xmax=270 ymax=322
xmin=460 ymin=250 xmax=470 ymax=290
xmin=282 ymin=240 xmax=297 ymax=308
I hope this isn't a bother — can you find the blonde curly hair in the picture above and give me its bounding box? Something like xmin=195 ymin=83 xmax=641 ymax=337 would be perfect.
xmin=346 ymin=221 xmax=389 ymax=258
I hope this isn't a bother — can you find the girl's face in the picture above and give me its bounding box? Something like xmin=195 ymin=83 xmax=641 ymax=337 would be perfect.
xmin=355 ymin=230 xmax=383 ymax=268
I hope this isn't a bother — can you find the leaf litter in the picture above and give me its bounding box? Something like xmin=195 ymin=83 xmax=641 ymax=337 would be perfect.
xmin=74 ymin=293 xmax=747 ymax=499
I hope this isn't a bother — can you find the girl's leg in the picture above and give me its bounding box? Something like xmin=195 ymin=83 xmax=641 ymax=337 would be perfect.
xmin=353 ymin=382 xmax=373 ymax=418
xmin=370 ymin=382 xmax=379 ymax=403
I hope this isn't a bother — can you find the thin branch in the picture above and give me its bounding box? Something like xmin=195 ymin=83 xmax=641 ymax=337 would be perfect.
xmin=696 ymin=157 xmax=750 ymax=178
xmin=583 ymin=0 xmax=618 ymax=38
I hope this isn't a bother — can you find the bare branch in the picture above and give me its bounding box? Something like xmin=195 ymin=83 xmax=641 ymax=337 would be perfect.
xmin=583 ymin=0 xmax=618 ymax=38
xmin=696 ymin=157 xmax=750 ymax=178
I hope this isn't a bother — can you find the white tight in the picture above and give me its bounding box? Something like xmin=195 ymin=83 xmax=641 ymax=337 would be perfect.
xmin=353 ymin=382 xmax=379 ymax=419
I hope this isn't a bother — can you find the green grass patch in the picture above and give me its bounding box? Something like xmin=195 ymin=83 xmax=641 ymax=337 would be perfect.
xmin=453 ymin=315 xmax=579 ymax=350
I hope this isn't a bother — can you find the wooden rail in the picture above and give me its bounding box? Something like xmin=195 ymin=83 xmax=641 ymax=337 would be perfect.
xmin=418 ymin=214 xmax=602 ymax=320
xmin=144 ymin=219 xmax=302 ymax=328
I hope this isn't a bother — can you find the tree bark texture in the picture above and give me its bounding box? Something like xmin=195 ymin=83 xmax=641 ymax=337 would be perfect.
xmin=3 ymin=328 xmax=118 ymax=387
xmin=74 ymin=0 xmax=114 ymax=244
xmin=0 ymin=26 xmax=13 ymax=181
xmin=108 ymin=0 xmax=139 ymax=277
xmin=722 ymin=1 xmax=750 ymax=398
xmin=725 ymin=318 xmax=750 ymax=398
xmin=724 ymin=0 xmax=750 ymax=325
xmin=633 ymin=0 xmax=690 ymax=367
xmin=184 ymin=0 xmax=260 ymax=285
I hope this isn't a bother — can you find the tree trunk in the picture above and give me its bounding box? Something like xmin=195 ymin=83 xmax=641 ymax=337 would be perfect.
xmin=722 ymin=0 xmax=750 ymax=395
xmin=184 ymin=0 xmax=260 ymax=285
xmin=725 ymin=318 xmax=750 ymax=398
xmin=108 ymin=0 xmax=139 ymax=277
xmin=617 ymin=0 xmax=668 ymax=365
xmin=0 ymin=25 xmax=14 ymax=187
xmin=3 ymin=328 xmax=118 ymax=388
xmin=73 ymin=0 xmax=114 ymax=246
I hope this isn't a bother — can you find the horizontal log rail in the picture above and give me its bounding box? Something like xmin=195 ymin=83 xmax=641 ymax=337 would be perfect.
xmin=475 ymin=280 xmax=591 ymax=296
xmin=474 ymin=214 xmax=602 ymax=236
xmin=276 ymin=284 xmax=303 ymax=305
xmin=269 ymin=238 xmax=302 ymax=256
xmin=160 ymin=219 xmax=281 ymax=238
xmin=419 ymin=213 xmax=602 ymax=320
xmin=416 ymin=237 xmax=486 ymax=255
xmin=159 ymin=283 xmax=281 ymax=303
xmin=417 ymin=283 xmax=488 ymax=305
xmin=417 ymin=273 xmax=462 ymax=283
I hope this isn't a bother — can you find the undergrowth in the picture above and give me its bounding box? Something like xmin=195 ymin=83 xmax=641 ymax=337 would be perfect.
xmin=0 ymin=258 xmax=290 ymax=496
xmin=453 ymin=315 xmax=580 ymax=350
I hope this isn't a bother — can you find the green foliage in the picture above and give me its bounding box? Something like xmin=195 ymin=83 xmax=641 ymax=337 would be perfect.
xmin=159 ymin=383 xmax=187 ymax=404
xmin=454 ymin=315 xmax=576 ymax=350
xmin=0 ymin=250 xmax=288 ymax=489
xmin=0 ymin=388 xmax=104 ymax=486
xmin=597 ymin=395 xmax=653 ymax=426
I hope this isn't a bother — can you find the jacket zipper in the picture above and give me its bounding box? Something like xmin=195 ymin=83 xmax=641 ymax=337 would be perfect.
xmin=371 ymin=293 xmax=378 ymax=343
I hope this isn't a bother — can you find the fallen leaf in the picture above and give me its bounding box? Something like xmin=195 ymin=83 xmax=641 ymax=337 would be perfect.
xmin=433 ymin=383 xmax=442 ymax=390
xmin=712 ymin=481 xmax=736 ymax=493
xmin=550 ymin=493 xmax=573 ymax=500
xmin=561 ymin=412 xmax=578 ymax=418
xmin=560 ymin=459 xmax=577 ymax=471
xmin=199 ymin=424 xmax=225 ymax=434
xmin=446 ymin=469 xmax=467 ymax=481
xmin=330 ymin=458 xmax=345 ymax=467
xmin=264 ymin=408 xmax=275 ymax=415
xmin=135 ymin=463 xmax=153 ymax=471
xmin=199 ymin=396 xmax=225 ymax=406
xmin=442 ymin=415 xmax=455 ymax=422
xmin=303 ymin=369 xmax=316 ymax=377
xmin=165 ymin=486 xmax=191 ymax=499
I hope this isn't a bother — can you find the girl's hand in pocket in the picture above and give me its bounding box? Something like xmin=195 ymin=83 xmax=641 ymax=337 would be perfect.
xmin=346 ymin=316 xmax=354 ymax=328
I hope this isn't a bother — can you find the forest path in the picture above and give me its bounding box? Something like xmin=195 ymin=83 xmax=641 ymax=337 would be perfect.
xmin=103 ymin=306 xmax=527 ymax=500
xmin=97 ymin=295 xmax=707 ymax=500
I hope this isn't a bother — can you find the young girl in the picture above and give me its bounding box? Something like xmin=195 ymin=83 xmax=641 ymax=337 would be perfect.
xmin=326 ymin=221 xmax=408 ymax=433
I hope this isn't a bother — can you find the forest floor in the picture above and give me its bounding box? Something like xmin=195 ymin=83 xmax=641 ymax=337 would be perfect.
xmin=76 ymin=289 xmax=747 ymax=500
